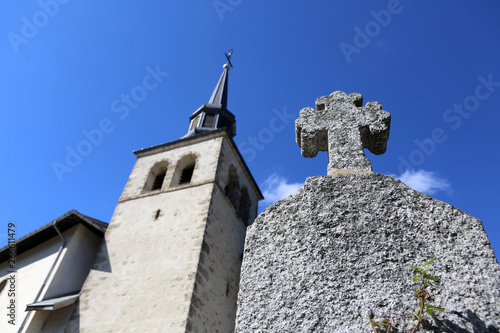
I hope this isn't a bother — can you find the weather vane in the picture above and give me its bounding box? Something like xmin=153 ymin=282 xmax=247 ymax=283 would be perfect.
xmin=225 ymin=49 xmax=233 ymax=68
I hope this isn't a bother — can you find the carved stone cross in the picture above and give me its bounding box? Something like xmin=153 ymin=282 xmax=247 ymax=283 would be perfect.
xmin=295 ymin=91 xmax=391 ymax=176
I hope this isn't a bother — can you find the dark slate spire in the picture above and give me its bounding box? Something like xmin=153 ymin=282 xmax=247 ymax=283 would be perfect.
xmin=208 ymin=64 xmax=229 ymax=109
xmin=184 ymin=50 xmax=236 ymax=138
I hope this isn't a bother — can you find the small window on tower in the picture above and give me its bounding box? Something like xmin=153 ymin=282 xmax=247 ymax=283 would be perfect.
xmin=179 ymin=164 xmax=195 ymax=184
xmin=202 ymin=113 xmax=216 ymax=128
xmin=151 ymin=172 xmax=166 ymax=191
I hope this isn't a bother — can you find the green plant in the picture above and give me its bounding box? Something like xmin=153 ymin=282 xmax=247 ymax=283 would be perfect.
xmin=369 ymin=317 xmax=395 ymax=333
xmin=369 ymin=258 xmax=444 ymax=333
xmin=410 ymin=258 xmax=444 ymax=332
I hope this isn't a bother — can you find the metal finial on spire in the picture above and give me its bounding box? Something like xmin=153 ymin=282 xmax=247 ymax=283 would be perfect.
xmin=225 ymin=49 xmax=233 ymax=69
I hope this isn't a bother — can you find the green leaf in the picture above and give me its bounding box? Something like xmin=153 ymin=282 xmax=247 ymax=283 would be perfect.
xmin=425 ymin=274 xmax=441 ymax=282
xmin=424 ymin=258 xmax=436 ymax=266
xmin=412 ymin=309 xmax=420 ymax=317
xmin=426 ymin=308 xmax=436 ymax=316
xmin=427 ymin=305 xmax=444 ymax=312
xmin=412 ymin=266 xmax=424 ymax=273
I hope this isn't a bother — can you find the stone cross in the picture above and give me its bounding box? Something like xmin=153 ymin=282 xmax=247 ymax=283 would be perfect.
xmin=295 ymin=91 xmax=391 ymax=176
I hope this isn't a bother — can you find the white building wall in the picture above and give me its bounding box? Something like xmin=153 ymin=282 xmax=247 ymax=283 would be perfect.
xmin=67 ymin=135 xmax=222 ymax=332
xmin=215 ymin=138 xmax=261 ymax=223
xmin=0 ymin=224 xmax=104 ymax=333
xmin=27 ymin=224 xmax=103 ymax=333
xmin=185 ymin=184 xmax=247 ymax=332
xmin=69 ymin=184 xmax=214 ymax=332
xmin=67 ymin=132 xmax=261 ymax=333
xmin=0 ymin=228 xmax=71 ymax=333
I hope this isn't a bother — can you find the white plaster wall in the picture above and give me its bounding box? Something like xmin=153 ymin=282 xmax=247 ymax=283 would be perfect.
xmin=68 ymin=137 xmax=227 ymax=332
xmin=39 ymin=306 xmax=75 ymax=333
xmin=215 ymin=138 xmax=261 ymax=224
xmin=0 ymin=224 xmax=104 ymax=333
xmin=44 ymin=224 xmax=103 ymax=299
xmin=69 ymin=184 xmax=214 ymax=333
xmin=0 ymin=227 xmax=75 ymax=333
xmin=26 ymin=224 xmax=104 ymax=333
xmin=67 ymin=132 xmax=261 ymax=333
xmin=185 ymin=185 xmax=246 ymax=333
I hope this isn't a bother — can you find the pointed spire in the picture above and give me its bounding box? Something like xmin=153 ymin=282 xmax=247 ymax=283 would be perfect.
xmin=207 ymin=49 xmax=232 ymax=110
xmin=207 ymin=65 xmax=229 ymax=109
xmin=183 ymin=50 xmax=236 ymax=139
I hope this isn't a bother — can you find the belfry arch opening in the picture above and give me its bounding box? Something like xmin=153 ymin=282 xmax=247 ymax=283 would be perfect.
xmin=143 ymin=160 xmax=169 ymax=192
xmin=171 ymin=154 xmax=197 ymax=187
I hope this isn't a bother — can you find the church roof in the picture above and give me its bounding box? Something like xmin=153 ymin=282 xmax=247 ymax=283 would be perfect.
xmin=0 ymin=210 xmax=107 ymax=263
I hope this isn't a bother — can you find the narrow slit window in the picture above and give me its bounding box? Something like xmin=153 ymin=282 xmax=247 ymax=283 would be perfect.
xmin=202 ymin=113 xmax=216 ymax=128
xmin=179 ymin=164 xmax=195 ymax=184
xmin=239 ymin=187 xmax=251 ymax=224
xmin=151 ymin=172 xmax=166 ymax=190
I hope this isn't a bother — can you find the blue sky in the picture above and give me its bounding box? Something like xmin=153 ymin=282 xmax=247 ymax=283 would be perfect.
xmin=1 ymin=1 xmax=499 ymax=257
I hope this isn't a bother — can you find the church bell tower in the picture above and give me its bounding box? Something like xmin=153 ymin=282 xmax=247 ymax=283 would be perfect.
xmin=66 ymin=52 xmax=263 ymax=332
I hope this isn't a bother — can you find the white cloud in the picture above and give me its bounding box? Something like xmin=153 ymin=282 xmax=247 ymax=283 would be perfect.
xmin=261 ymin=173 xmax=302 ymax=204
xmin=396 ymin=169 xmax=450 ymax=195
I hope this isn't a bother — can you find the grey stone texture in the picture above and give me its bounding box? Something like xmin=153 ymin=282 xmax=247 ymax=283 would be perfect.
xmin=295 ymin=91 xmax=391 ymax=175
xmin=235 ymin=174 xmax=500 ymax=332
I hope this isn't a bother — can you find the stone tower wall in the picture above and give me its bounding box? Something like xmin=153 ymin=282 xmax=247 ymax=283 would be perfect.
xmin=66 ymin=183 xmax=214 ymax=332
xmin=185 ymin=184 xmax=246 ymax=332
xmin=66 ymin=132 xmax=260 ymax=332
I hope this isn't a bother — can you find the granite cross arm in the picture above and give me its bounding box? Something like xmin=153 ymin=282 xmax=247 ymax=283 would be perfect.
xmin=295 ymin=91 xmax=391 ymax=175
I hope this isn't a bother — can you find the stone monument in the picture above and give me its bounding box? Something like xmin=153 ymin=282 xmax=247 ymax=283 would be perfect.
xmin=235 ymin=91 xmax=500 ymax=332
xmin=295 ymin=91 xmax=390 ymax=175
